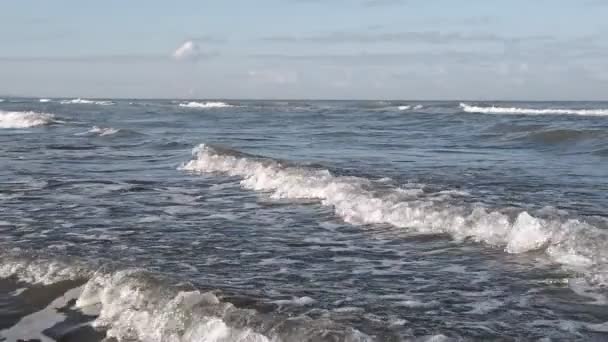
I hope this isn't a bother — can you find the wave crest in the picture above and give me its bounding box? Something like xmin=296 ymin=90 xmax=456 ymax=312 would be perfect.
xmin=61 ymin=98 xmax=114 ymax=106
xmin=179 ymin=101 xmax=233 ymax=109
xmin=0 ymin=253 xmax=372 ymax=342
xmin=88 ymin=126 xmax=120 ymax=136
xmin=460 ymin=103 xmax=608 ymax=116
xmin=180 ymin=144 xmax=608 ymax=285
xmin=0 ymin=110 xmax=56 ymax=128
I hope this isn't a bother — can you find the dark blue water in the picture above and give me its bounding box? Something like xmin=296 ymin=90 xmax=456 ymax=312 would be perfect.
xmin=1 ymin=98 xmax=608 ymax=341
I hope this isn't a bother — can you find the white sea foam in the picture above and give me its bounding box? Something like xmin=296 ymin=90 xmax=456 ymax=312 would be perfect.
xmin=75 ymin=269 xmax=272 ymax=342
xmin=39 ymin=98 xmax=51 ymax=103
xmin=180 ymin=144 xmax=608 ymax=285
xmin=88 ymin=126 xmax=120 ymax=136
xmin=398 ymin=105 xmax=411 ymax=111
xmin=0 ymin=257 xmax=90 ymax=285
xmin=0 ymin=110 xmax=55 ymax=128
xmin=460 ymin=103 xmax=608 ymax=116
xmin=60 ymin=98 xmax=114 ymax=106
xmin=179 ymin=101 xmax=233 ymax=109
xmin=273 ymin=296 xmax=316 ymax=306
xmin=74 ymin=269 xmax=372 ymax=342
xmin=0 ymin=256 xmax=374 ymax=341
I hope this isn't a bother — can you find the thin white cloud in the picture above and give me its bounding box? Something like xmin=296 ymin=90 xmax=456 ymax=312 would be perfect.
xmin=172 ymin=40 xmax=221 ymax=61
xmin=172 ymin=41 xmax=199 ymax=60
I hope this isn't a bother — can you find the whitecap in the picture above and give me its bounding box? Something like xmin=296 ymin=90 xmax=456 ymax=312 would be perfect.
xmin=460 ymin=103 xmax=608 ymax=116
xmin=88 ymin=126 xmax=120 ymax=136
xmin=273 ymin=296 xmax=316 ymax=306
xmin=0 ymin=110 xmax=55 ymax=128
xmin=180 ymin=144 xmax=608 ymax=286
xmin=179 ymin=101 xmax=233 ymax=109
xmin=39 ymin=98 xmax=52 ymax=103
xmin=60 ymin=98 xmax=114 ymax=106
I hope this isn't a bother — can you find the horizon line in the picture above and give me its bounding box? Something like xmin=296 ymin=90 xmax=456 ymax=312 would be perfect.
xmin=2 ymin=95 xmax=608 ymax=103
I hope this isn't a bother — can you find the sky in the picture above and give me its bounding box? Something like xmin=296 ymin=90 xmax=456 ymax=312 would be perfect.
xmin=1 ymin=0 xmax=607 ymax=100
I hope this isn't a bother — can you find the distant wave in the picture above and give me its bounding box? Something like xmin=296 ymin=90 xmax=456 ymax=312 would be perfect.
xmin=61 ymin=98 xmax=114 ymax=106
xmin=88 ymin=126 xmax=120 ymax=136
xmin=398 ymin=105 xmax=424 ymax=111
xmin=0 ymin=254 xmax=372 ymax=342
xmin=0 ymin=110 xmax=56 ymax=128
xmin=39 ymin=98 xmax=52 ymax=103
xmin=460 ymin=103 xmax=608 ymax=116
xmin=179 ymin=101 xmax=233 ymax=109
xmin=523 ymin=128 xmax=607 ymax=145
xmin=181 ymin=144 xmax=608 ymax=286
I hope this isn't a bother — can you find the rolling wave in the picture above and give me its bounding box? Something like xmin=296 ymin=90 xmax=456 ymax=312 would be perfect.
xmin=60 ymin=98 xmax=114 ymax=106
xmin=522 ymin=129 xmax=607 ymax=145
xmin=179 ymin=101 xmax=233 ymax=109
xmin=180 ymin=144 xmax=608 ymax=286
xmin=0 ymin=110 xmax=56 ymax=128
xmin=460 ymin=103 xmax=608 ymax=116
xmin=0 ymin=254 xmax=373 ymax=342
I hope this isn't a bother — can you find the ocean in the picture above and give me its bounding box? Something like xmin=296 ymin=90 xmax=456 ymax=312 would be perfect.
xmin=1 ymin=98 xmax=607 ymax=341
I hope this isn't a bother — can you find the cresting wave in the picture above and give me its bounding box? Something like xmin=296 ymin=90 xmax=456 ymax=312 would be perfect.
xmin=460 ymin=103 xmax=608 ymax=116
xmin=181 ymin=144 xmax=608 ymax=285
xmin=60 ymin=98 xmax=114 ymax=106
xmin=88 ymin=126 xmax=120 ymax=136
xmin=179 ymin=101 xmax=234 ymax=109
xmin=0 ymin=254 xmax=373 ymax=342
xmin=398 ymin=105 xmax=423 ymax=111
xmin=0 ymin=110 xmax=56 ymax=128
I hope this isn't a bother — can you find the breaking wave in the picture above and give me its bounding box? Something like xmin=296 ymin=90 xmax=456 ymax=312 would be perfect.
xmin=460 ymin=103 xmax=608 ymax=116
xmin=0 ymin=110 xmax=56 ymax=128
xmin=179 ymin=101 xmax=234 ymax=109
xmin=61 ymin=98 xmax=114 ymax=106
xmin=180 ymin=144 xmax=608 ymax=285
xmin=39 ymin=98 xmax=52 ymax=103
xmin=88 ymin=126 xmax=120 ymax=136
xmin=398 ymin=105 xmax=424 ymax=111
xmin=0 ymin=254 xmax=372 ymax=342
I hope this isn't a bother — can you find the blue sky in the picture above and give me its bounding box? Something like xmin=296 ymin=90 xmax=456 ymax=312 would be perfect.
xmin=1 ymin=0 xmax=607 ymax=99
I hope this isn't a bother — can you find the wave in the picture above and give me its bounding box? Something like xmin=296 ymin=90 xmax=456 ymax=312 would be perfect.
xmin=397 ymin=105 xmax=424 ymax=111
xmin=179 ymin=101 xmax=234 ymax=109
xmin=0 ymin=254 xmax=373 ymax=342
xmin=88 ymin=126 xmax=120 ymax=136
xmin=39 ymin=98 xmax=52 ymax=103
xmin=60 ymin=98 xmax=114 ymax=106
xmin=460 ymin=103 xmax=608 ymax=116
xmin=180 ymin=144 xmax=608 ymax=286
xmin=523 ymin=128 xmax=607 ymax=145
xmin=0 ymin=110 xmax=56 ymax=128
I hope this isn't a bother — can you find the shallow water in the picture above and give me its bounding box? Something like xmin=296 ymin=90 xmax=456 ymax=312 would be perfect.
xmin=1 ymin=98 xmax=608 ymax=341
